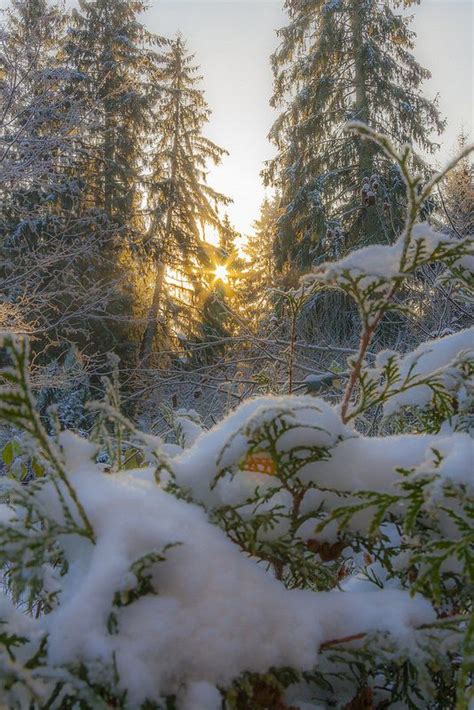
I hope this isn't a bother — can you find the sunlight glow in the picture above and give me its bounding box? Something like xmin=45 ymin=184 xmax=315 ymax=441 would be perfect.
xmin=213 ymin=264 xmax=229 ymax=283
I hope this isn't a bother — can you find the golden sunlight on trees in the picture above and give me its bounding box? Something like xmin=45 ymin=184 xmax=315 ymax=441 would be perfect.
xmin=213 ymin=264 xmax=229 ymax=284
xmin=0 ymin=1 xmax=472 ymax=705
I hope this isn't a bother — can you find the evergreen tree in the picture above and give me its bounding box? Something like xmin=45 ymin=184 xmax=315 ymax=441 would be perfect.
xmin=192 ymin=214 xmax=247 ymax=362
xmin=442 ymin=131 xmax=474 ymax=238
xmin=217 ymin=214 xmax=246 ymax=290
xmin=264 ymin=0 xmax=445 ymax=272
xmin=191 ymin=254 xmax=231 ymax=364
xmin=218 ymin=213 xmax=239 ymax=259
xmin=63 ymin=0 xmax=166 ymax=365
xmin=65 ymin=0 xmax=161 ymax=225
xmin=216 ymin=213 xmax=246 ymax=304
xmin=3 ymin=0 xmax=61 ymax=63
xmin=140 ymin=35 xmax=230 ymax=364
xmin=246 ymin=197 xmax=279 ymax=295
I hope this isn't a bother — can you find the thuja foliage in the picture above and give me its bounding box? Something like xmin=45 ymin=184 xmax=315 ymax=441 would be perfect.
xmin=0 ymin=127 xmax=472 ymax=709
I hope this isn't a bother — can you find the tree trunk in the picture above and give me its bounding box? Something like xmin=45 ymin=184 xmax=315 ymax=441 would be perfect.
xmin=103 ymin=107 xmax=114 ymax=219
xmin=351 ymin=0 xmax=371 ymax=167
xmin=139 ymin=42 xmax=182 ymax=365
xmin=139 ymin=262 xmax=166 ymax=366
xmin=350 ymin=1 xmax=379 ymax=246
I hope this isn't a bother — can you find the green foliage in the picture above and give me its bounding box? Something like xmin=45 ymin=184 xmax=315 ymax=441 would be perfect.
xmin=0 ymin=335 xmax=94 ymax=538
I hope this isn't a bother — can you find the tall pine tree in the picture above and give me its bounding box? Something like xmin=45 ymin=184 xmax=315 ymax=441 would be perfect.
xmin=63 ymin=0 xmax=165 ymax=365
xmin=218 ymin=214 xmax=239 ymax=259
xmin=442 ymin=131 xmax=473 ymax=238
xmin=65 ymin=0 xmax=161 ymax=225
xmin=140 ymin=35 xmax=230 ymax=364
xmin=246 ymin=197 xmax=279 ymax=296
xmin=264 ymin=0 xmax=445 ymax=272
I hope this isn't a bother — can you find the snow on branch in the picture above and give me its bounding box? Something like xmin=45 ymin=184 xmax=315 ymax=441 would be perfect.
xmin=0 ymin=124 xmax=472 ymax=708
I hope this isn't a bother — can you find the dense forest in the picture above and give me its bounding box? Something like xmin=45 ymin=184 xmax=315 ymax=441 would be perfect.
xmin=0 ymin=0 xmax=472 ymax=708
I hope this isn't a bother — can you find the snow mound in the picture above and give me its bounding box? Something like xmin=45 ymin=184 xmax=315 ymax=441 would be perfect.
xmin=1 ymin=431 xmax=435 ymax=706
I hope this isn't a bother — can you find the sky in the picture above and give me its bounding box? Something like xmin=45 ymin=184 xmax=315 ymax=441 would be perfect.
xmin=145 ymin=0 xmax=473 ymax=236
xmin=0 ymin=0 xmax=471 ymax=234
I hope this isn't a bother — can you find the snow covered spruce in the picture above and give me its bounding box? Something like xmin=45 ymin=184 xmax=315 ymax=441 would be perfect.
xmin=0 ymin=127 xmax=472 ymax=708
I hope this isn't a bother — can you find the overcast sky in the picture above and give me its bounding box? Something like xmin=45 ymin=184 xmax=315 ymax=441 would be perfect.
xmin=146 ymin=0 xmax=473 ymax=235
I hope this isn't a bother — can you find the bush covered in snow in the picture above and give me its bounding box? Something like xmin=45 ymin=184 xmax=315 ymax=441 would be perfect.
xmin=0 ymin=127 xmax=472 ymax=709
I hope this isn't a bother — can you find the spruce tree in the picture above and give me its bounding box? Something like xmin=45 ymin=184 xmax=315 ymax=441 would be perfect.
xmin=442 ymin=131 xmax=474 ymax=238
xmin=246 ymin=197 xmax=279 ymax=296
xmin=264 ymin=0 xmax=445 ymax=272
xmin=140 ymin=35 xmax=230 ymax=364
xmin=216 ymin=214 xmax=246 ymax=302
xmin=218 ymin=214 xmax=240 ymax=259
xmin=191 ymin=256 xmax=231 ymax=364
xmin=62 ymin=0 xmax=166 ymax=366
xmin=65 ymin=0 xmax=160 ymax=225
xmin=217 ymin=214 xmax=246 ymax=287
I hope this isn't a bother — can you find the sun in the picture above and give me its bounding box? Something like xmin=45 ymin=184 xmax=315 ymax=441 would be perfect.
xmin=213 ymin=264 xmax=229 ymax=283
